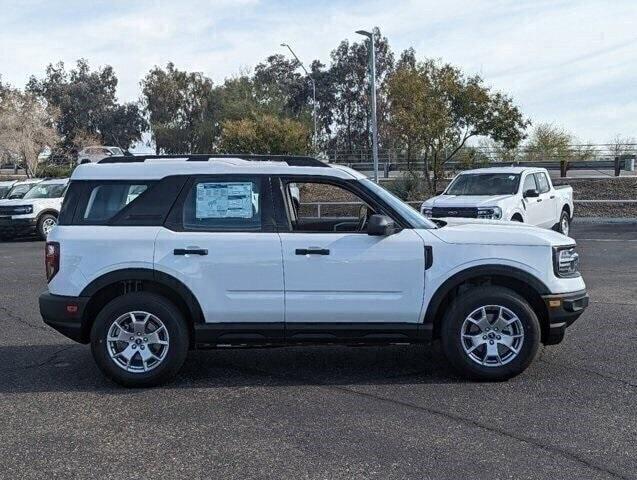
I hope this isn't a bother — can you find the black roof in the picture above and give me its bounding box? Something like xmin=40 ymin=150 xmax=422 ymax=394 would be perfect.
xmin=98 ymin=154 xmax=327 ymax=167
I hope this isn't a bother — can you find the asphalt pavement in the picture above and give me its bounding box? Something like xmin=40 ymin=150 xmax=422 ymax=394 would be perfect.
xmin=0 ymin=223 xmax=636 ymax=480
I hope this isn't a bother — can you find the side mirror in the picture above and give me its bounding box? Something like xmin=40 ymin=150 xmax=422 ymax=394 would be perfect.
xmin=523 ymin=188 xmax=539 ymax=198
xmin=435 ymin=190 xmax=444 ymax=195
xmin=367 ymin=214 xmax=396 ymax=236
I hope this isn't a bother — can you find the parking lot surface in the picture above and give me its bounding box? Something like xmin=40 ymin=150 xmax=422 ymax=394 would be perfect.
xmin=0 ymin=223 xmax=636 ymax=480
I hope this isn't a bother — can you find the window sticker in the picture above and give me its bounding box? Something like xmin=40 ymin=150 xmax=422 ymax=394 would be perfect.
xmin=195 ymin=182 xmax=255 ymax=219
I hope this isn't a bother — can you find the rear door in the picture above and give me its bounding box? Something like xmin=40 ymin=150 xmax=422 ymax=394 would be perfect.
xmin=154 ymin=175 xmax=285 ymax=332
xmin=274 ymin=177 xmax=425 ymax=328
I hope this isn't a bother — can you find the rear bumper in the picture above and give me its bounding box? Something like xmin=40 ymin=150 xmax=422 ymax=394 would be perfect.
xmin=542 ymin=289 xmax=589 ymax=345
xmin=39 ymin=292 xmax=90 ymax=343
xmin=0 ymin=217 xmax=37 ymax=236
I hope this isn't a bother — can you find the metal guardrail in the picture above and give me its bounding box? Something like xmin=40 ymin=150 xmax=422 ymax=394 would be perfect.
xmin=301 ymin=199 xmax=637 ymax=218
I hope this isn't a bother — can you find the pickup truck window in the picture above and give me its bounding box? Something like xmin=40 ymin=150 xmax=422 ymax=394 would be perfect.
xmin=535 ymin=173 xmax=550 ymax=193
xmin=446 ymin=174 xmax=520 ymax=196
xmin=522 ymin=174 xmax=537 ymax=192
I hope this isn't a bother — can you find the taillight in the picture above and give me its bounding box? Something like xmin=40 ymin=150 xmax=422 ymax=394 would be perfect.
xmin=45 ymin=241 xmax=60 ymax=281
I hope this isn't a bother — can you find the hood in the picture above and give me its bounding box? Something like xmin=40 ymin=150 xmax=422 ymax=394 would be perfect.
xmin=422 ymin=194 xmax=515 ymax=208
xmin=0 ymin=198 xmax=36 ymax=206
xmin=429 ymin=219 xmax=573 ymax=247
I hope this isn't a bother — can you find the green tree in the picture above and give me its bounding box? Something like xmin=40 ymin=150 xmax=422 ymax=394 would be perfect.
xmin=27 ymin=59 xmax=145 ymax=153
xmin=218 ymin=114 xmax=310 ymax=155
xmin=387 ymin=57 xmax=529 ymax=191
xmin=141 ymin=62 xmax=220 ymax=154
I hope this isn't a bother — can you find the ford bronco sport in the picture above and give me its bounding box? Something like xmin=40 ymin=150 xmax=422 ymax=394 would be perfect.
xmin=39 ymin=155 xmax=588 ymax=387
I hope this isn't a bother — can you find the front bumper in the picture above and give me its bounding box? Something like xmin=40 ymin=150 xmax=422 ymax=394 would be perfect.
xmin=542 ymin=289 xmax=589 ymax=345
xmin=39 ymin=292 xmax=90 ymax=344
xmin=0 ymin=217 xmax=37 ymax=236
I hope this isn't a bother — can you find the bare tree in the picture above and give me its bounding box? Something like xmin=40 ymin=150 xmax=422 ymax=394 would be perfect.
xmin=608 ymin=134 xmax=637 ymax=158
xmin=0 ymin=88 xmax=60 ymax=177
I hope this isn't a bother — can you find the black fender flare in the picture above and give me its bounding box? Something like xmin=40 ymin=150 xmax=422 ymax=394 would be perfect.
xmin=422 ymin=264 xmax=550 ymax=327
xmin=80 ymin=268 xmax=204 ymax=324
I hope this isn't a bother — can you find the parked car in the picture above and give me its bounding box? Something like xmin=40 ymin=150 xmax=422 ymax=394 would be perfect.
xmin=420 ymin=167 xmax=575 ymax=236
xmin=1 ymin=178 xmax=43 ymax=200
xmin=0 ymin=180 xmax=17 ymax=199
xmin=77 ymin=146 xmax=125 ymax=165
xmin=0 ymin=178 xmax=68 ymax=240
xmin=39 ymin=155 xmax=587 ymax=387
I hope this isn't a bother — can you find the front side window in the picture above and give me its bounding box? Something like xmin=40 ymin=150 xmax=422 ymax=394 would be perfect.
xmin=535 ymin=173 xmax=550 ymax=193
xmin=0 ymin=186 xmax=12 ymax=199
xmin=183 ymin=178 xmax=262 ymax=231
xmin=282 ymin=180 xmax=376 ymax=233
xmin=522 ymin=174 xmax=537 ymax=193
xmin=445 ymin=173 xmax=521 ymax=195
xmin=83 ymin=183 xmax=150 ymax=223
xmin=23 ymin=183 xmax=67 ymax=199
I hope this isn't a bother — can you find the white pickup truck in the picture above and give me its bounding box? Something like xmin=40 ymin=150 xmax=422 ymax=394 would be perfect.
xmin=420 ymin=167 xmax=574 ymax=236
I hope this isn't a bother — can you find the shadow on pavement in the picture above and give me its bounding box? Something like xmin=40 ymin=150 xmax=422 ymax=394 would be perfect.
xmin=0 ymin=342 xmax=463 ymax=393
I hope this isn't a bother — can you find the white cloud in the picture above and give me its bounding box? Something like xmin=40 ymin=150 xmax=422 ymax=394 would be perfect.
xmin=0 ymin=0 xmax=635 ymax=141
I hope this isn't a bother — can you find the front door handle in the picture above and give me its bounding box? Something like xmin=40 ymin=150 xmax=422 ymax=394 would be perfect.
xmin=537 ymin=199 xmax=542 ymax=202
xmin=174 ymin=248 xmax=208 ymax=256
xmin=295 ymin=248 xmax=330 ymax=256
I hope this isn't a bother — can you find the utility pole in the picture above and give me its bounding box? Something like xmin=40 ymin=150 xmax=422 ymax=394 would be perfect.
xmin=356 ymin=29 xmax=379 ymax=182
xmin=280 ymin=43 xmax=318 ymax=152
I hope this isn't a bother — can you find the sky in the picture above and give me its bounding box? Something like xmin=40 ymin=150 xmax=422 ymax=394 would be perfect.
xmin=1 ymin=0 xmax=636 ymax=144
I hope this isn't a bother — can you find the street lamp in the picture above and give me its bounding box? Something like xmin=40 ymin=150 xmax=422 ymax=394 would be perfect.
xmin=355 ymin=29 xmax=379 ymax=183
xmin=280 ymin=43 xmax=318 ymax=152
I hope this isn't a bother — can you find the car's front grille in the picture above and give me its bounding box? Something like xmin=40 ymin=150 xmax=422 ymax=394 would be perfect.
xmin=0 ymin=206 xmax=27 ymax=216
xmin=431 ymin=207 xmax=478 ymax=218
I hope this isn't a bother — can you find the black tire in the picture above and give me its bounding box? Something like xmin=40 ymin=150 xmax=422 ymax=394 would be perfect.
xmin=90 ymin=292 xmax=189 ymax=387
xmin=511 ymin=215 xmax=523 ymax=222
xmin=440 ymin=286 xmax=541 ymax=381
xmin=37 ymin=213 xmax=57 ymax=240
xmin=554 ymin=210 xmax=571 ymax=236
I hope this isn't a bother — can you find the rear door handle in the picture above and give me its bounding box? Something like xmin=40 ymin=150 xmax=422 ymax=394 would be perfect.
xmin=550 ymin=195 xmax=555 ymax=199
xmin=537 ymin=199 xmax=542 ymax=202
xmin=295 ymin=248 xmax=330 ymax=256
xmin=174 ymin=248 xmax=208 ymax=256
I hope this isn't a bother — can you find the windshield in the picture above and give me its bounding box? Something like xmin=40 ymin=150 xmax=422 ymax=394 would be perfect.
xmin=0 ymin=186 xmax=11 ymax=199
xmin=6 ymin=184 xmax=36 ymax=199
xmin=23 ymin=183 xmax=67 ymax=199
xmin=445 ymin=173 xmax=521 ymax=195
xmin=361 ymin=179 xmax=435 ymax=229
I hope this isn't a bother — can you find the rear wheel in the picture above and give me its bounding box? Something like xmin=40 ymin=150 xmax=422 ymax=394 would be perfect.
xmin=440 ymin=286 xmax=541 ymax=381
xmin=37 ymin=213 xmax=57 ymax=240
xmin=90 ymin=292 xmax=189 ymax=387
xmin=555 ymin=210 xmax=570 ymax=236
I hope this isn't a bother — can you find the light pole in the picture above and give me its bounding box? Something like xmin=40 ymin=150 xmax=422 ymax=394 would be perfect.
xmin=356 ymin=29 xmax=379 ymax=183
xmin=280 ymin=43 xmax=318 ymax=152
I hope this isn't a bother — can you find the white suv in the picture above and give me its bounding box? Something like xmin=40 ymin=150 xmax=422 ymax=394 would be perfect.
xmin=77 ymin=146 xmax=124 ymax=165
xmin=0 ymin=178 xmax=68 ymax=240
xmin=39 ymin=155 xmax=588 ymax=387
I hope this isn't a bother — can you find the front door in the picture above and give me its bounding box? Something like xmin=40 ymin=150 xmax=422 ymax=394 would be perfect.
xmin=154 ymin=175 xmax=284 ymax=331
xmin=275 ymin=178 xmax=426 ymax=326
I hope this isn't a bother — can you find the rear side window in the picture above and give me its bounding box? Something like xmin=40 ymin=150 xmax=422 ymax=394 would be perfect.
xmin=182 ymin=178 xmax=262 ymax=231
xmin=82 ymin=183 xmax=150 ymax=223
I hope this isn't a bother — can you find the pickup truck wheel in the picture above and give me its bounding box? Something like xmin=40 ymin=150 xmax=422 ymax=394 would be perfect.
xmin=555 ymin=210 xmax=570 ymax=236
xmin=90 ymin=292 xmax=189 ymax=387
xmin=37 ymin=214 xmax=57 ymax=239
xmin=441 ymin=286 xmax=540 ymax=381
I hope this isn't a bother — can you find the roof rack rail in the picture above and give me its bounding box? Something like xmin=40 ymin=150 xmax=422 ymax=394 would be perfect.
xmin=97 ymin=154 xmax=327 ymax=167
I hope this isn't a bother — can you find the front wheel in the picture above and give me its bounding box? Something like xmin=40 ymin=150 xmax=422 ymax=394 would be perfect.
xmin=90 ymin=292 xmax=189 ymax=387
xmin=440 ymin=286 xmax=541 ymax=381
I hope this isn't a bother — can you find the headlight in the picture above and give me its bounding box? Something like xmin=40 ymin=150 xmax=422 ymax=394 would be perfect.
xmin=421 ymin=206 xmax=433 ymax=217
xmin=553 ymin=246 xmax=580 ymax=278
xmin=14 ymin=205 xmax=33 ymax=215
xmin=477 ymin=206 xmax=502 ymax=220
